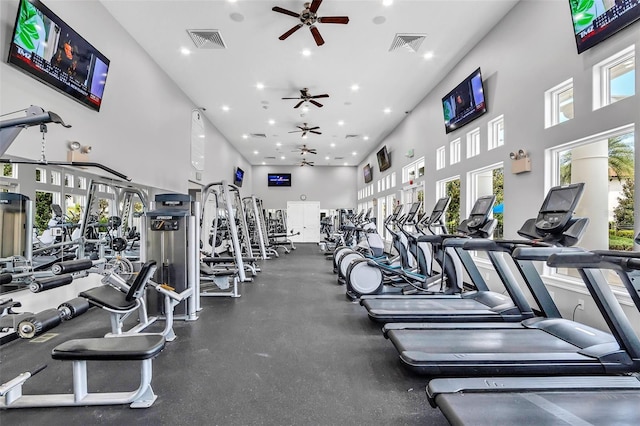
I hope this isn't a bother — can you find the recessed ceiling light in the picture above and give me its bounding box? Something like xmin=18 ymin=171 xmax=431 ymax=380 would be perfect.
xmin=199 ymin=134 xmax=205 ymax=139
xmin=423 ymin=51 xmax=435 ymax=60
xmin=281 ymin=156 xmax=286 ymax=160
xmin=242 ymin=134 xmax=248 ymax=139
xmin=302 ymin=48 xmax=311 ymax=57
xmin=222 ymin=105 xmax=230 ymax=112
xmin=338 ymin=120 xmax=344 ymax=126
xmin=363 ymin=136 xmax=369 ymax=141
xmin=302 ymin=106 xmax=309 ymax=113
xmin=372 ymin=16 xmax=386 ymax=25
xmin=253 ymin=150 xmax=259 ymax=155
xmin=180 ymin=47 xmax=191 ymax=55
xmin=302 ymin=135 xmax=308 ymax=139
xmin=384 ymin=108 xmax=391 ymax=114
xmin=352 ymin=151 xmax=357 ymax=156
xmin=344 ymin=162 xmax=348 ymax=166
xmin=276 ymin=142 xmax=282 ymax=147
xmin=325 ymin=156 xmax=330 ymax=160
xmin=256 ymin=82 xmax=265 ymax=90
xmin=382 ymin=0 xmax=394 ymax=6
xmin=351 ymin=84 xmax=359 ymax=91
xmin=268 ymin=119 xmax=275 ymax=125
xmin=262 ymin=161 xmax=266 ymax=165
xmin=330 ymin=143 xmax=336 ymax=147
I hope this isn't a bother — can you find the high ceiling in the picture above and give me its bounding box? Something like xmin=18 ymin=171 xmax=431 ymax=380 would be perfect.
xmin=101 ymin=0 xmax=519 ymax=167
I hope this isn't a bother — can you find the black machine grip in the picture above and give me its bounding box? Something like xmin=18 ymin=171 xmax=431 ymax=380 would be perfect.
xmin=29 ymin=275 xmax=74 ymax=293
xmin=52 ymin=259 xmax=94 ymax=275
xmin=0 ymin=273 xmax=12 ymax=285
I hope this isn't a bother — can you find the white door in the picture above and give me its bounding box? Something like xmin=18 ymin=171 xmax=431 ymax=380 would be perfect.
xmin=287 ymin=201 xmax=320 ymax=242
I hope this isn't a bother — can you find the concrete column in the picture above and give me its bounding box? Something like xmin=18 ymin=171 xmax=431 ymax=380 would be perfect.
xmin=570 ymin=141 xmax=609 ymax=250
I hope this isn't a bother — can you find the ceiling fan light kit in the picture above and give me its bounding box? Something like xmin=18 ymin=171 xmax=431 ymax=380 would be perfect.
xmin=272 ymin=0 xmax=350 ymax=47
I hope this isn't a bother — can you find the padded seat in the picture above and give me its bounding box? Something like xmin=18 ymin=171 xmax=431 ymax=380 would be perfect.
xmin=52 ymin=335 xmax=165 ymax=361
xmin=80 ymin=285 xmax=137 ymax=310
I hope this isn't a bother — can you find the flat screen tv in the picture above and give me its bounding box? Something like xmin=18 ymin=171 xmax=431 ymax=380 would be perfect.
xmin=376 ymin=146 xmax=391 ymax=172
xmin=363 ymin=164 xmax=373 ymax=183
xmin=569 ymin=0 xmax=640 ymax=54
xmin=268 ymin=173 xmax=291 ymax=187
xmin=234 ymin=167 xmax=244 ymax=187
xmin=7 ymin=0 xmax=110 ymax=111
xmin=442 ymin=67 xmax=487 ymax=134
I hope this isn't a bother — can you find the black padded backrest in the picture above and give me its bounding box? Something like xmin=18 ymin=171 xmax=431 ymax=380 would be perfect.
xmin=125 ymin=261 xmax=157 ymax=302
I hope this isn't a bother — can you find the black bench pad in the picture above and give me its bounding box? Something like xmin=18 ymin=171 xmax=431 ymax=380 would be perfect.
xmin=52 ymin=335 xmax=165 ymax=361
xmin=79 ymin=286 xmax=136 ymax=311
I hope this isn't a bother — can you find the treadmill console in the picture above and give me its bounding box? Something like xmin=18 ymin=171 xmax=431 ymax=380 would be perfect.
xmin=466 ymin=195 xmax=496 ymax=230
xmin=534 ymin=183 xmax=584 ymax=234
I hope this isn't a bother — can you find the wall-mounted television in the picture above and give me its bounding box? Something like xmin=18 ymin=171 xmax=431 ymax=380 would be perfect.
xmin=376 ymin=146 xmax=391 ymax=172
xmin=7 ymin=0 xmax=110 ymax=111
xmin=268 ymin=173 xmax=291 ymax=187
xmin=442 ymin=67 xmax=487 ymax=134
xmin=569 ymin=0 xmax=640 ymax=54
xmin=363 ymin=164 xmax=373 ymax=183
xmin=234 ymin=167 xmax=244 ymax=187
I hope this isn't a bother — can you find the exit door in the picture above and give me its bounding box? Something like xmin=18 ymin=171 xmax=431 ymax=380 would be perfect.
xmin=287 ymin=201 xmax=320 ymax=243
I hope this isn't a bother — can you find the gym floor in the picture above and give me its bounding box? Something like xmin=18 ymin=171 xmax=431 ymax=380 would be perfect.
xmin=0 ymin=243 xmax=448 ymax=425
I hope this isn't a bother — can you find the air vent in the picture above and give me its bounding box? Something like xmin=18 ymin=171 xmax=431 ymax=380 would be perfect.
xmin=250 ymin=133 xmax=267 ymax=138
xmin=264 ymin=156 xmax=276 ymax=160
xmin=345 ymin=134 xmax=359 ymax=139
xmin=187 ymin=29 xmax=226 ymax=49
xmin=389 ymin=33 xmax=427 ymax=53
xmin=334 ymin=156 xmax=344 ymax=160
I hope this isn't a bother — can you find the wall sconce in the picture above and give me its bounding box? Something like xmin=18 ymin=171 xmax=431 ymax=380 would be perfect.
xmin=509 ymin=149 xmax=531 ymax=174
xmin=67 ymin=141 xmax=92 ymax=162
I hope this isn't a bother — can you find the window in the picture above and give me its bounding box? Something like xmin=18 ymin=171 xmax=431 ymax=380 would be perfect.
xmin=436 ymin=146 xmax=446 ymax=170
xmin=468 ymin=163 xmax=504 ymax=239
xmin=593 ymin=45 xmax=635 ymax=109
xmin=35 ymin=168 xmax=46 ymax=183
xmin=548 ymin=124 xmax=634 ymax=287
xmin=390 ymin=172 xmax=396 ymax=188
xmin=487 ymin=115 xmax=504 ymax=150
xmin=77 ymin=176 xmax=87 ymax=190
xmin=437 ymin=176 xmax=461 ymax=232
xmin=50 ymin=171 xmax=61 ymax=186
xmin=64 ymin=173 xmax=74 ymax=188
xmin=402 ymin=157 xmax=425 ymax=183
xmin=545 ymin=79 xmax=574 ymax=128
xmin=449 ymin=139 xmax=461 ymax=165
xmin=2 ymin=163 xmax=16 ymax=178
xmin=466 ymin=128 xmax=481 ymax=158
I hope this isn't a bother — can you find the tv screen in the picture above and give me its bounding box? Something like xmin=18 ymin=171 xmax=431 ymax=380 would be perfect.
xmin=541 ymin=183 xmax=584 ymax=213
xmin=268 ymin=173 xmax=291 ymax=187
xmin=569 ymin=0 xmax=640 ymax=54
xmin=7 ymin=0 xmax=110 ymax=111
xmin=363 ymin=164 xmax=373 ymax=183
xmin=442 ymin=67 xmax=487 ymax=134
xmin=234 ymin=167 xmax=244 ymax=187
xmin=376 ymin=146 xmax=391 ymax=172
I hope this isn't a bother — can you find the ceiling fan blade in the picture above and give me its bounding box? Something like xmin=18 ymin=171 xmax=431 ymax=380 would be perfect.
xmin=309 ymin=0 xmax=322 ymax=13
xmin=301 ymin=131 xmax=308 ymax=137
xmin=308 ymin=163 xmax=315 ymax=166
xmin=310 ymin=25 xmax=324 ymax=46
xmin=282 ymin=97 xmax=302 ymax=100
xmin=272 ymin=6 xmax=300 ymax=18
xmin=310 ymin=131 xmax=322 ymax=135
xmin=308 ymin=126 xmax=320 ymax=131
xmin=288 ymin=130 xmax=302 ymax=133
xmin=294 ymin=100 xmax=304 ymax=108
xmin=279 ymin=24 xmax=303 ymax=40
xmin=309 ymin=100 xmax=323 ymax=108
xmin=309 ymin=151 xmax=317 ymax=154
xmin=310 ymin=94 xmax=329 ymax=99
xmin=318 ymin=16 xmax=349 ymax=24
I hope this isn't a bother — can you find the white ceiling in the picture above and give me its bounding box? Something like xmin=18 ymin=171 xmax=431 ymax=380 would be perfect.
xmin=101 ymin=0 xmax=519 ymax=167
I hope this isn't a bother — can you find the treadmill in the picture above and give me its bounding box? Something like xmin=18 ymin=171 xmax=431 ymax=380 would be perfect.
xmin=383 ymin=183 xmax=640 ymax=376
xmin=425 ymin=246 xmax=640 ymax=425
xmin=361 ymin=195 xmax=544 ymax=323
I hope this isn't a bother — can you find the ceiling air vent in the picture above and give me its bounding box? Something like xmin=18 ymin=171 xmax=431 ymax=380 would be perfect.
xmin=264 ymin=156 xmax=276 ymax=160
xmin=187 ymin=29 xmax=226 ymax=49
xmin=334 ymin=156 xmax=344 ymax=160
xmin=250 ymin=133 xmax=267 ymax=138
xmin=389 ymin=33 xmax=427 ymax=53
xmin=345 ymin=134 xmax=359 ymax=139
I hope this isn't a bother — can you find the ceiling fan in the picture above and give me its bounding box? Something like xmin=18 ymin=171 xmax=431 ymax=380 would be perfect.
xmin=289 ymin=123 xmax=321 ymax=137
xmin=283 ymin=88 xmax=329 ymax=109
xmin=272 ymin=0 xmax=349 ymax=46
xmin=292 ymin=144 xmax=318 ymax=155
xmin=299 ymin=158 xmax=315 ymax=167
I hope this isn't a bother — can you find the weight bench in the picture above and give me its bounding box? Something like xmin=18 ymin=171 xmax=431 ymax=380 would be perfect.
xmin=79 ymin=261 xmax=157 ymax=337
xmin=0 ymin=334 xmax=165 ymax=408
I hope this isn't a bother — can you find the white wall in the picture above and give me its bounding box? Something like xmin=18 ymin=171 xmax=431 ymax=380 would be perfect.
xmin=252 ymin=165 xmax=357 ymax=210
xmin=357 ymin=0 xmax=640 ymax=333
xmin=0 ymin=0 xmax=251 ymax=195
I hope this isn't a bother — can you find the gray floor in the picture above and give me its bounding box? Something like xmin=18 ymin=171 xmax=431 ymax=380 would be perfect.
xmin=0 ymin=243 xmax=449 ymax=425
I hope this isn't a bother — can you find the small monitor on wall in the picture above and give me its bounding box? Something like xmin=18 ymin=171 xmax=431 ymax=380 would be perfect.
xmin=568 ymin=0 xmax=640 ymax=54
xmin=7 ymin=0 xmax=111 ymax=111
xmin=234 ymin=167 xmax=244 ymax=187
xmin=268 ymin=173 xmax=291 ymax=187
xmin=363 ymin=164 xmax=373 ymax=183
xmin=376 ymin=146 xmax=391 ymax=172
xmin=442 ymin=67 xmax=487 ymax=134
